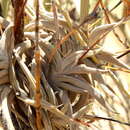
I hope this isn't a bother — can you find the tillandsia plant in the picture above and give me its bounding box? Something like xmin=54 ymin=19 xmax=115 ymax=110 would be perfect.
xmin=0 ymin=0 xmax=130 ymax=130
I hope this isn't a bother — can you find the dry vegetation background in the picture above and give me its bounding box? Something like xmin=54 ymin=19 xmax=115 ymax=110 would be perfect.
xmin=75 ymin=1 xmax=130 ymax=129
xmin=0 ymin=0 xmax=130 ymax=130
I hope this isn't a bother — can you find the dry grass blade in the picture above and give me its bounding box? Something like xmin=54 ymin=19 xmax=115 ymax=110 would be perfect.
xmin=54 ymin=81 xmax=88 ymax=93
xmin=1 ymin=86 xmax=15 ymax=130
xmin=41 ymin=73 xmax=57 ymax=105
xmin=73 ymin=104 xmax=93 ymax=118
xmin=13 ymin=50 xmax=35 ymax=89
xmin=41 ymin=110 xmax=53 ymax=130
xmin=0 ymin=24 xmax=14 ymax=85
xmin=0 ymin=24 xmax=14 ymax=55
xmin=53 ymin=75 xmax=110 ymax=110
xmin=64 ymin=64 xmax=108 ymax=74
xmin=41 ymin=100 xmax=88 ymax=128
xmin=109 ymin=71 xmax=130 ymax=99
xmin=62 ymin=50 xmax=85 ymax=69
xmin=16 ymin=93 xmax=89 ymax=128
xmin=61 ymin=48 xmax=101 ymax=70
xmin=49 ymin=29 xmax=76 ymax=62
xmin=59 ymin=90 xmax=75 ymax=130
xmin=89 ymin=19 xmax=125 ymax=45
xmin=84 ymin=114 xmax=130 ymax=126
xmin=51 ymin=117 xmax=67 ymax=129
xmin=27 ymin=106 xmax=37 ymax=130
xmin=9 ymin=58 xmax=28 ymax=97
xmin=11 ymin=107 xmax=29 ymax=127
xmin=96 ymin=50 xmax=130 ymax=69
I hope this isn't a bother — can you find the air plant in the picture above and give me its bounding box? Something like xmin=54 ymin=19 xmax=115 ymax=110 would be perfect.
xmin=0 ymin=0 xmax=130 ymax=130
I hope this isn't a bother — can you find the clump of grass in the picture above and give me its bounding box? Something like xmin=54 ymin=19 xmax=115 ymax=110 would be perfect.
xmin=0 ymin=0 xmax=130 ymax=130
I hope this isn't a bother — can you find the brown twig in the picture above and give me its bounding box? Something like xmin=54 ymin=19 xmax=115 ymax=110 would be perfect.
xmin=49 ymin=29 xmax=76 ymax=62
xmin=13 ymin=0 xmax=27 ymax=45
xmin=85 ymin=114 xmax=130 ymax=126
xmin=93 ymin=0 xmax=100 ymax=12
xmin=109 ymin=1 xmax=122 ymax=12
xmin=100 ymin=0 xmax=125 ymax=46
xmin=35 ymin=0 xmax=42 ymax=129
xmin=117 ymin=50 xmax=130 ymax=59
xmin=99 ymin=0 xmax=110 ymax=22
xmin=79 ymin=30 xmax=109 ymax=61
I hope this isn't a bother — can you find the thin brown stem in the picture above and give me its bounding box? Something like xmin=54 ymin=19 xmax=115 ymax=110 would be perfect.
xmin=100 ymin=0 xmax=125 ymax=46
xmin=35 ymin=0 xmax=42 ymax=129
xmin=117 ymin=50 xmax=130 ymax=59
xmin=14 ymin=0 xmax=27 ymax=45
xmin=109 ymin=1 xmax=122 ymax=12
xmin=85 ymin=114 xmax=130 ymax=126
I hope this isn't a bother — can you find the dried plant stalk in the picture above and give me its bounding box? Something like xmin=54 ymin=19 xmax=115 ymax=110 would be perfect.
xmin=34 ymin=0 xmax=42 ymax=129
xmin=14 ymin=0 xmax=26 ymax=44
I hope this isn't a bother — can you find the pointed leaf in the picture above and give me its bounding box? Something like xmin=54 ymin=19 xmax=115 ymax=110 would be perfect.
xmin=54 ymin=75 xmax=110 ymax=110
xmin=1 ymin=86 xmax=15 ymax=130
xmin=89 ymin=19 xmax=125 ymax=45
xmin=96 ymin=51 xmax=130 ymax=69
xmin=62 ymin=49 xmax=101 ymax=70
xmin=64 ymin=64 xmax=108 ymax=74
